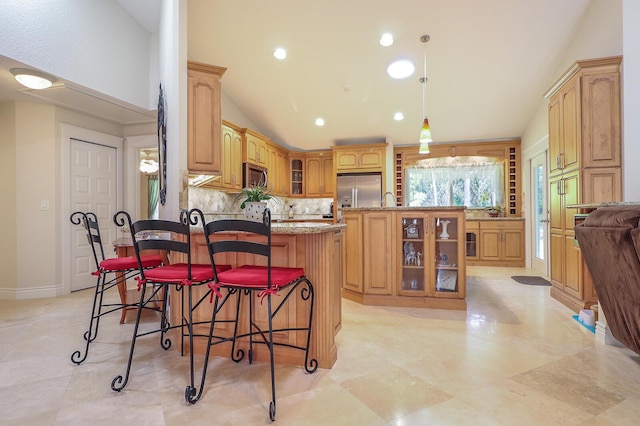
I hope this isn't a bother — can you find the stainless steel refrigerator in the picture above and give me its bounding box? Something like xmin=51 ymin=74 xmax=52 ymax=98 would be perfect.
xmin=337 ymin=173 xmax=382 ymax=208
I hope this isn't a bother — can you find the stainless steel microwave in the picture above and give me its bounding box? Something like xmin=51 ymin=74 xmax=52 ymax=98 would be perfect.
xmin=243 ymin=162 xmax=267 ymax=187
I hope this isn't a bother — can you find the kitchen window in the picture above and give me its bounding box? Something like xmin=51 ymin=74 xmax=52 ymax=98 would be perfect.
xmin=405 ymin=156 xmax=504 ymax=208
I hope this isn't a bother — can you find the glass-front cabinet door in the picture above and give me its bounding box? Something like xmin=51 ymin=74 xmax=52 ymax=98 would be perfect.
xmin=397 ymin=211 xmax=465 ymax=298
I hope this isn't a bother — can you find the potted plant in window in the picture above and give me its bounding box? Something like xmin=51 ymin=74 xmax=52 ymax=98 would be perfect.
xmin=235 ymin=184 xmax=272 ymax=221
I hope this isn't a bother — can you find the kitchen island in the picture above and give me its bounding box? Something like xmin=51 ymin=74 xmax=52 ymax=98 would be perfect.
xmin=342 ymin=207 xmax=467 ymax=310
xmin=170 ymin=221 xmax=345 ymax=369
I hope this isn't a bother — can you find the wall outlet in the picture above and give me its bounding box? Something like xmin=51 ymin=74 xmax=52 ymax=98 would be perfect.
xmin=40 ymin=200 xmax=49 ymax=211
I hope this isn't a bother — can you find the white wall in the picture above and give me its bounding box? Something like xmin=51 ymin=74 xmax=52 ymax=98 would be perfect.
xmin=0 ymin=0 xmax=153 ymax=109
xmin=622 ymin=0 xmax=640 ymax=200
xmin=156 ymin=0 xmax=186 ymax=220
xmin=0 ymin=103 xmax=17 ymax=296
xmin=15 ymin=103 xmax=57 ymax=297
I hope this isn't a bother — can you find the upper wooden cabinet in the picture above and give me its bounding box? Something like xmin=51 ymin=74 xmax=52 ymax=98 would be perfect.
xmin=266 ymin=141 xmax=288 ymax=196
xmin=289 ymin=154 xmax=304 ymax=197
xmin=220 ymin=121 xmax=242 ymax=191
xmin=305 ymin=151 xmax=334 ymax=197
xmin=546 ymin=56 xmax=621 ymax=176
xmin=333 ymin=144 xmax=386 ymax=172
xmin=242 ymin=128 xmax=269 ymax=167
xmin=187 ymin=61 xmax=226 ymax=174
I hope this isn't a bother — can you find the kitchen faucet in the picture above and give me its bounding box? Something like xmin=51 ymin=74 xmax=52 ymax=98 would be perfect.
xmin=381 ymin=191 xmax=396 ymax=207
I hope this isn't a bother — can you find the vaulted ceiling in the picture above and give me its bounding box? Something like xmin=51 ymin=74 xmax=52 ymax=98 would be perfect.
xmin=0 ymin=1 xmax=594 ymax=150
xmin=187 ymin=0 xmax=592 ymax=150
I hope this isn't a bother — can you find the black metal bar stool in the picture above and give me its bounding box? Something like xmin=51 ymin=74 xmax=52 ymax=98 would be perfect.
xmin=110 ymin=210 xmax=231 ymax=393
xmin=69 ymin=211 xmax=163 ymax=365
xmin=187 ymin=208 xmax=317 ymax=421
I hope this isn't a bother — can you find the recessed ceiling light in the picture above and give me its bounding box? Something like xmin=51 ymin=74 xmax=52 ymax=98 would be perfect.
xmin=387 ymin=60 xmax=415 ymax=79
xmin=315 ymin=118 xmax=325 ymax=127
xmin=379 ymin=33 xmax=394 ymax=47
xmin=393 ymin=112 xmax=404 ymax=121
xmin=273 ymin=47 xmax=287 ymax=60
xmin=10 ymin=68 xmax=56 ymax=89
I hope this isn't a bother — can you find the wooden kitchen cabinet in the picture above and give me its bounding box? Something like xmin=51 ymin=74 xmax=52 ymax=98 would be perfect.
xmin=548 ymin=74 xmax=579 ymax=176
xmin=397 ymin=211 xmax=466 ymax=302
xmin=333 ymin=143 xmax=386 ymax=172
xmin=289 ymin=154 xmax=304 ymax=197
xmin=465 ymin=220 xmax=479 ymax=261
xmin=545 ymin=56 xmax=622 ymax=312
xmin=305 ymin=151 xmax=334 ymax=197
xmin=242 ymin=128 xmax=268 ymax=167
xmin=187 ymin=61 xmax=226 ymax=174
xmin=265 ymin=141 xmax=287 ymax=195
xmin=363 ymin=211 xmax=395 ymax=295
xmin=343 ymin=212 xmax=363 ymax=294
xmin=219 ymin=121 xmax=242 ymax=191
xmin=477 ymin=220 xmax=524 ymax=266
xmin=342 ymin=207 xmax=466 ymax=310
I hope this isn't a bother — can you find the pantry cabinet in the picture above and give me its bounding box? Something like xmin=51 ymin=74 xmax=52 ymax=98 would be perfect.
xmin=545 ymin=56 xmax=622 ymax=312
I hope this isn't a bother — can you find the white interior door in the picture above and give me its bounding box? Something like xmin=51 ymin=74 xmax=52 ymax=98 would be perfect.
xmin=530 ymin=151 xmax=549 ymax=276
xmin=70 ymin=139 xmax=118 ymax=291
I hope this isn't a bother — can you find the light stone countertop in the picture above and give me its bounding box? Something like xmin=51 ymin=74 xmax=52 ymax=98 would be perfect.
xmin=466 ymin=217 xmax=525 ymax=221
xmin=341 ymin=206 xmax=466 ymax=212
xmin=191 ymin=222 xmax=346 ymax=235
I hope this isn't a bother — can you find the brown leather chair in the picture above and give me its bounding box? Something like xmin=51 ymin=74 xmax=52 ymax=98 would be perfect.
xmin=575 ymin=206 xmax=640 ymax=355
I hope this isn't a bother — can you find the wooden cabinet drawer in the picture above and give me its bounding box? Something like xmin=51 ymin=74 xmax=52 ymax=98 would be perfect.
xmin=478 ymin=220 xmax=524 ymax=230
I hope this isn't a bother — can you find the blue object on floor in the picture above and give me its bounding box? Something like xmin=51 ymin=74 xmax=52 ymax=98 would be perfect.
xmin=572 ymin=315 xmax=595 ymax=333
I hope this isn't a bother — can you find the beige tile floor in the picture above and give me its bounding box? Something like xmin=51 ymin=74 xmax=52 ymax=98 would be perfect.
xmin=2 ymin=266 xmax=640 ymax=425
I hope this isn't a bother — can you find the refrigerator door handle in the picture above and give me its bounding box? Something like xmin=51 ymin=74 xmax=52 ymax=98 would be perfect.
xmin=354 ymin=188 xmax=358 ymax=207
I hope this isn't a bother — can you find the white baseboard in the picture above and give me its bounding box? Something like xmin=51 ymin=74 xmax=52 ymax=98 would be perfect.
xmin=0 ymin=284 xmax=63 ymax=300
xmin=595 ymin=320 xmax=623 ymax=347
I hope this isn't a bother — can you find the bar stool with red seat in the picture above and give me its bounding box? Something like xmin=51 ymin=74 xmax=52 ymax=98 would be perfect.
xmin=186 ymin=208 xmax=317 ymax=421
xmin=110 ymin=209 xmax=231 ymax=394
xmin=69 ymin=211 xmax=163 ymax=365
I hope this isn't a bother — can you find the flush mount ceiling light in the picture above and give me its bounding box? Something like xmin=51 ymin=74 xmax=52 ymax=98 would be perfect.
xmin=315 ymin=117 xmax=325 ymax=127
xmin=10 ymin=68 xmax=56 ymax=90
xmin=379 ymin=33 xmax=394 ymax=47
xmin=393 ymin=112 xmax=404 ymax=121
xmin=387 ymin=59 xmax=415 ymax=79
xmin=273 ymin=47 xmax=287 ymax=60
xmin=418 ymin=34 xmax=432 ymax=154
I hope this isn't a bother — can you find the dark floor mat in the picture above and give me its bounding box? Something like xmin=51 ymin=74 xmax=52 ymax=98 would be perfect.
xmin=511 ymin=276 xmax=551 ymax=286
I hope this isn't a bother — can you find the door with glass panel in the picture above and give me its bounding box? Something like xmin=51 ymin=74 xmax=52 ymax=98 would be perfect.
xmin=530 ymin=152 xmax=549 ymax=276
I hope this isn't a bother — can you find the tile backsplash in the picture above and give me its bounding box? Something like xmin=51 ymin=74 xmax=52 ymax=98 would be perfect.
xmin=188 ymin=187 xmax=333 ymax=216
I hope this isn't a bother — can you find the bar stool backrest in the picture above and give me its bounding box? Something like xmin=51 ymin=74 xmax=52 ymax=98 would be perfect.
xmin=70 ymin=211 xmax=106 ymax=269
xmin=114 ymin=210 xmax=195 ymax=279
xmin=203 ymin=208 xmax=272 ymax=285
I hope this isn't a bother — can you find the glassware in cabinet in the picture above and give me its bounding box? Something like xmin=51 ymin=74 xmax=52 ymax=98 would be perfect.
xmin=434 ymin=216 xmax=459 ymax=293
xmin=400 ymin=216 xmax=425 ymax=292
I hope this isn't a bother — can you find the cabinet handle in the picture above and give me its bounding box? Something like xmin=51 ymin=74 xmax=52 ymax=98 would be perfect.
xmin=556 ymin=154 xmax=560 ymax=170
xmin=557 ymin=180 xmax=561 ymax=195
xmin=559 ymin=153 xmax=564 ymax=170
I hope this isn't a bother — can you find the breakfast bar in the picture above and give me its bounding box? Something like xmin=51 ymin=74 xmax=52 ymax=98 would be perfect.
xmin=169 ymin=221 xmax=346 ymax=369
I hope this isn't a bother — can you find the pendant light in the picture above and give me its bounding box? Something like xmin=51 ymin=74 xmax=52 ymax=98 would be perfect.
xmin=418 ymin=35 xmax=432 ymax=154
xmin=139 ymin=149 xmax=159 ymax=174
